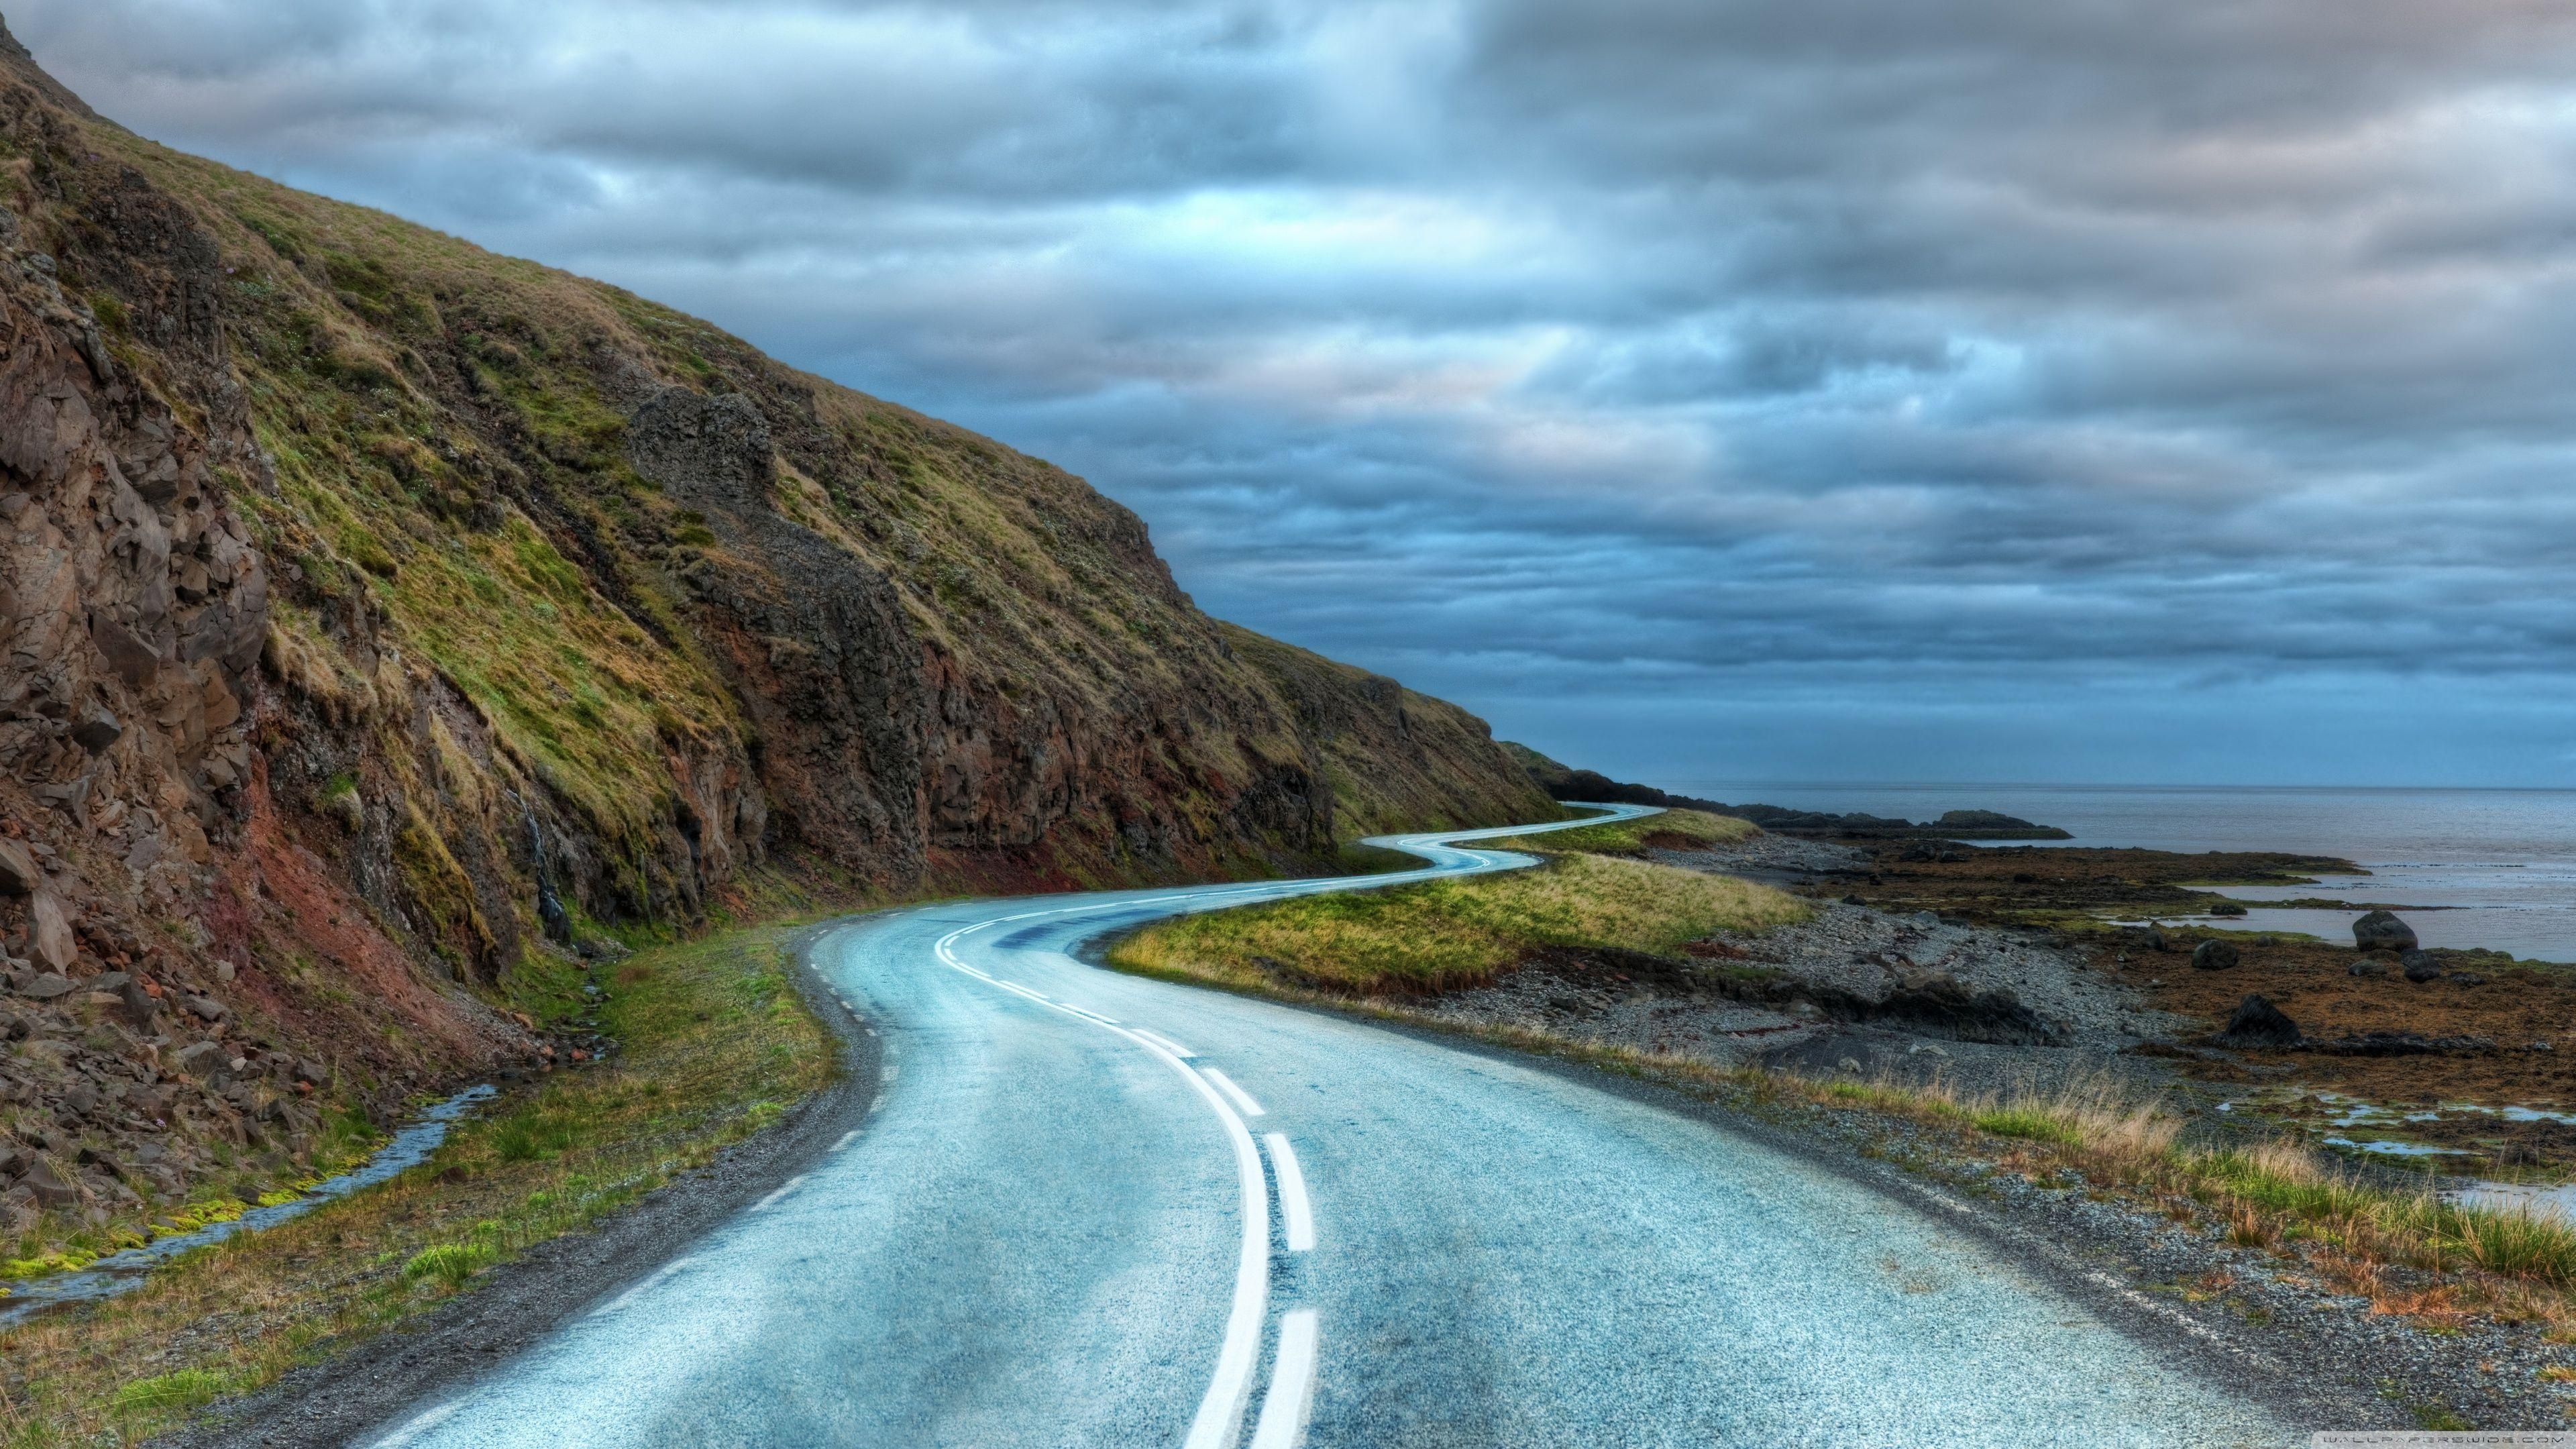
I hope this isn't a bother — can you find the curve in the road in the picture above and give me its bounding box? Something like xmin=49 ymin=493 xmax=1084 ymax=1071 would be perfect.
xmin=374 ymin=805 xmax=2290 ymax=1449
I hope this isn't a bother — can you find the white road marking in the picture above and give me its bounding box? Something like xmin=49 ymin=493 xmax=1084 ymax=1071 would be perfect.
xmin=906 ymin=808 xmax=1653 ymax=1449
xmin=371 ymin=1401 xmax=458 ymax=1448
xmin=1131 ymin=1028 xmax=1195 ymax=1059
xmin=594 ymin=1255 xmax=698 ymax=1318
xmin=1200 ymin=1066 xmax=1266 ymax=1118
xmin=834 ymin=1130 xmax=858 ymax=1150
xmin=1264 ymin=1134 xmax=1313 ymax=1252
xmin=932 ymin=912 xmax=1273 ymax=1449
xmin=1248 ymin=1309 xmax=1320 ymax=1449
xmin=752 ymin=1176 xmax=805 ymax=1212
xmin=1061 ymin=1004 xmax=1119 ymax=1025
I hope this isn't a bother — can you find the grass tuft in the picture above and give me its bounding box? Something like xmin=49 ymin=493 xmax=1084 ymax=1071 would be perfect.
xmin=399 ymin=1242 xmax=496 ymax=1291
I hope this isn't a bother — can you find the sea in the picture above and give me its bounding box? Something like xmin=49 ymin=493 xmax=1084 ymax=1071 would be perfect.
xmin=1658 ymin=784 xmax=2576 ymax=965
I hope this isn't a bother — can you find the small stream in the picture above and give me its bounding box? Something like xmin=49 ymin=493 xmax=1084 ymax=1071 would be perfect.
xmin=0 ymin=1083 xmax=494 ymax=1324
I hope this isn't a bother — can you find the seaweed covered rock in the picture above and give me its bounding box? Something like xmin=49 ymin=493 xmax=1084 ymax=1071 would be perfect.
xmin=2216 ymin=994 xmax=2300 ymax=1049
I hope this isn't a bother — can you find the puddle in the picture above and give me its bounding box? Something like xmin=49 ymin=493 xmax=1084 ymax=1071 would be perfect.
xmin=2320 ymin=1136 xmax=2469 ymax=1159
xmin=2451 ymin=1180 xmax=2576 ymax=1222
xmin=0 ymin=1084 xmax=494 ymax=1323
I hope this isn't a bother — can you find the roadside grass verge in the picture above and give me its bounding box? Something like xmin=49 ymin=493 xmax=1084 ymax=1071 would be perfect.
xmin=0 ymin=925 xmax=837 ymax=1446
xmin=1446 ymin=1024 xmax=2576 ymax=1332
xmin=1488 ymin=807 xmax=1758 ymax=857
xmin=1107 ymin=853 xmax=1809 ymax=996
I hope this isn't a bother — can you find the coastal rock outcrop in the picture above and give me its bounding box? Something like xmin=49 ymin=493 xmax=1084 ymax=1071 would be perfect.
xmin=2353 ymin=910 xmax=2418 ymax=953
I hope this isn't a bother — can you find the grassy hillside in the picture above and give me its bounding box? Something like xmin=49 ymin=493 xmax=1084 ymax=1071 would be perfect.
xmin=0 ymin=21 xmax=1558 ymax=1283
xmin=1220 ymin=625 xmax=1562 ymax=841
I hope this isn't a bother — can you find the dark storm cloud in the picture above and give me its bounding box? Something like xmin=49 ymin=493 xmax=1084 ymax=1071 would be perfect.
xmin=18 ymin=0 xmax=2576 ymax=783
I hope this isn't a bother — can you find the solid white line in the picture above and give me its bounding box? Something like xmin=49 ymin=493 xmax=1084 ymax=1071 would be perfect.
xmin=371 ymin=1402 xmax=457 ymax=1448
xmin=1264 ymin=1134 xmax=1313 ymax=1252
xmin=594 ymin=1254 xmax=696 ymax=1318
xmin=1200 ymin=1066 xmax=1266 ymax=1118
xmin=1131 ymin=1027 xmax=1195 ymax=1059
xmin=1248 ymin=1309 xmax=1320 ymax=1449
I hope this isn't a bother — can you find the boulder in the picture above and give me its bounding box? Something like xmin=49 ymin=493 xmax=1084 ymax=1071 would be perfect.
xmin=17 ymin=971 xmax=73 ymax=1000
xmin=2353 ymin=910 xmax=2417 ymax=953
xmin=2349 ymin=956 xmax=2392 ymax=979
xmin=19 ymin=1156 xmax=81 ymax=1208
xmin=2190 ymin=940 xmax=2241 ymax=971
xmin=171 ymin=1040 xmax=229 ymax=1079
xmin=28 ymin=890 xmax=76 ymax=971
xmin=68 ymin=705 xmax=121 ymax=753
xmin=181 ymin=994 xmax=226 ymax=1022
xmin=0 ymin=839 xmax=37 ymax=896
xmin=2216 ymin=994 xmax=2300 ymax=1048
xmin=2400 ymin=949 xmax=2441 ymax=983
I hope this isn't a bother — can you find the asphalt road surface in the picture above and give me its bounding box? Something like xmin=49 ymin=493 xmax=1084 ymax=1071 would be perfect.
xmin=376 ymin=806 xmax=2288 ymax=1448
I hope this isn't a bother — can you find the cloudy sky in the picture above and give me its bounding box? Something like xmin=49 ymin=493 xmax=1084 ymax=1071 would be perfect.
xmin=17 ymin=1 xmax=2576 ymax=790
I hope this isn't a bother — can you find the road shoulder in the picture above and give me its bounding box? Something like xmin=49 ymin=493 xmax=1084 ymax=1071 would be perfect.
xmin=146 ymin=922 xmax=880 ymax=1449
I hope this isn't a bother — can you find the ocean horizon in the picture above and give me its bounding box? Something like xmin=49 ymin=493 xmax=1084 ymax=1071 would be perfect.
xmin=1648 ymin=780 xmax=2576 ymax=963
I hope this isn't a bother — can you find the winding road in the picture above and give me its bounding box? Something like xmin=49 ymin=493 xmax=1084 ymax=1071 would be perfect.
xmin=376 ymin=806 xmax=2288 ymax=1448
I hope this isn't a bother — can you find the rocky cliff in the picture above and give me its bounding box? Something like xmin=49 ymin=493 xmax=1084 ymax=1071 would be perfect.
xmin=0 ymin=22 xmax=1550 ymax=1242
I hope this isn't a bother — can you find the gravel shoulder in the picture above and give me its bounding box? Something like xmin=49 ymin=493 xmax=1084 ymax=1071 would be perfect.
xmin=153 ymin=922 xmax=879 ymax=1449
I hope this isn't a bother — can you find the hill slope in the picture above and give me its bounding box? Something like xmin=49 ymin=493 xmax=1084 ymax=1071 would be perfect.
xmin=0 ymin=19 xmax=1548 ymax=1234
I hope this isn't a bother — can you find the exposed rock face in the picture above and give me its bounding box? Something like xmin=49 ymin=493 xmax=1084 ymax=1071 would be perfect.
xmin=0 ymin=19 xmax=1553 ymax=1236
xmin=2353 ymin=910 xmax=2418 ymax=953
xmin=626 ymin=386 xmax=922 ymax=885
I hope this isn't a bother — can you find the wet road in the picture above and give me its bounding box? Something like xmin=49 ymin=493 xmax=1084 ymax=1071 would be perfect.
xmin=379 ymin=806 xmax=2287 ymax=1448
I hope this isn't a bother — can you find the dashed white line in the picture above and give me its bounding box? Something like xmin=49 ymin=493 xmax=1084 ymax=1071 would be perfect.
xmin=753 ymin=1176 xmax=805 ymax=1212
xmin=1248 ymin=1309 xmax=1320 ymax=1449
xmin=1130 ymin=1028 xmax=1195 ymax=1059
xmin=833 ymin=1130 xmax=858 ymax=1150
xmin=1200 ymin=1066 xmax=1266 ymax=1118
xmin=1264 ymin=1134 xmax=1313 ymax=1252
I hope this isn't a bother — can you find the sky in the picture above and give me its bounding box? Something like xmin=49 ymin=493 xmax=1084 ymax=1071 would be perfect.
xmin=15 ymin=0 xmax=2576 ymax=790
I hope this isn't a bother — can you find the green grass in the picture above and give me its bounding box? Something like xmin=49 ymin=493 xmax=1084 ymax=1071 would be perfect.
xmin=1108 ymin=852 xmax=1808 ymax=996
xmin=1489 ymin=807 xmax=1758 ymax=857
xmin=0 ymin=923 xmax=837 ymax=1446
xmin=398 ymin=1241 xmax=496 ymax=1290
